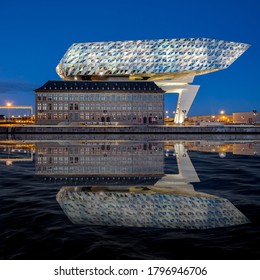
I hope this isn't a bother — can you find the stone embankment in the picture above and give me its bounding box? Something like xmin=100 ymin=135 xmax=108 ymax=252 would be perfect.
xmin=0 ymin=125 xmax=260 ymax=134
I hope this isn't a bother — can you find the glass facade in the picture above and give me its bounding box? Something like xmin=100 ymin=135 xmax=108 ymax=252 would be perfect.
xmin=56 ymin=38 xmax=250 ymax=79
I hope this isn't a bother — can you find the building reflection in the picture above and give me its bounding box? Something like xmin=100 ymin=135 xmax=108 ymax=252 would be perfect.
xmin=0 ymin=140 xmax=256 ymax=229
xmin=51 ymin=141 xmax=251 ymax=230
xmin=35 ymin=142 xmax=164 ymax=184
xmin=0 ymin=142 xmax=34 ymax=165
xmin=186 ymin=141 xmax=260 ymax=156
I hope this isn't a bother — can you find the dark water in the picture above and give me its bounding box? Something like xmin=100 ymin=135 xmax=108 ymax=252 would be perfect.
xmin=0 ymin=139 xmax=259 ymax=260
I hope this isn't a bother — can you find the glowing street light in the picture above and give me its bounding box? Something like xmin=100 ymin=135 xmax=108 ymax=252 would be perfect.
xmin=220 ymin=110 xmax=225 ymax=115
xmin=6 ymin=102 xmax=12 ymax=121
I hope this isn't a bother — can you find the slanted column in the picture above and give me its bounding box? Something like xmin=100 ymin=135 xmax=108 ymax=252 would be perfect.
xmin=174 ymin=85 xmax=200 ymax=124
xmin=154 ymin=77 xmax=199 ymax=125
xmin=154 ymin=143 xmax=200 ymax=189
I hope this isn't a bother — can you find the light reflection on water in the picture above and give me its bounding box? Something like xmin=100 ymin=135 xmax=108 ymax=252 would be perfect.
xmin=0 ymin=137 xmax=259 ymax=259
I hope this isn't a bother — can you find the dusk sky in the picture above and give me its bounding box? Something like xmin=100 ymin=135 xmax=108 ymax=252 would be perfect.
xmin=0 ymin=0 xmax=259 ymax=116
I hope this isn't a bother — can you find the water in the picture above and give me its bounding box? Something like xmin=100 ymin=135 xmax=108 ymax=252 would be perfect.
xmin=0 ymin=136 xmax=259 ymax=260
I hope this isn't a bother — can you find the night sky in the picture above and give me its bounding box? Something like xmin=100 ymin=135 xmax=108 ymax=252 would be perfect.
xmin=0 ymin=0 xmax=259 ymax=116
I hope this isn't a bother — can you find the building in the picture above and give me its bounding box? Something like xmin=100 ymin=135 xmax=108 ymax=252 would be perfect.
xmin=187 ymin=114 xmax=233 ymax=124
xmin=35 ymin=38 xmax=249 ymax=125
xmin=233 ymin=112 xmax=259 ymax=124
xmin=35 ymin=81 xmax=164 ymax=125
xmin=186 ymin=111 xmax=259 ymax=125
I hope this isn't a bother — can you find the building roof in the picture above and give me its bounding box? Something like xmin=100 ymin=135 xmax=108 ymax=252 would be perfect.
xmin=34 ymin=80 xmax=165 ymax=93
xmin=56 ymin=38 xmax=250 ymax=80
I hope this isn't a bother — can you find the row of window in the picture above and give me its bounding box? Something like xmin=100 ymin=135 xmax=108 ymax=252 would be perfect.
xmin=37 ymin=102 xmax=163 ymax=111
xmin=36 ymin=165 xmax=162 ymax=174
xmin=37 ymin=146 xmax=163 ymax=154
xmin=37 ymin=93 xmax=164 ymax=102
xmin=37 ymin=112 xmax=163 ymax=121
xmin=37 ymin=156 xmax=160 ymax=165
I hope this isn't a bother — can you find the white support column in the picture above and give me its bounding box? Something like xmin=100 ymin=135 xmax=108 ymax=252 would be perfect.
xmin=154 ymin=77 xmax=200 ymax=124
xmin=174 ymin=85 xmax=200 ymax=124
xmin=154 ymin=143 xmax=200 ymax=189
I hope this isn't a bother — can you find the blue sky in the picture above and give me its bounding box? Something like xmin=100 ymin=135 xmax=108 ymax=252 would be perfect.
xmin=0 ymin=0 xmax=259 ymax=116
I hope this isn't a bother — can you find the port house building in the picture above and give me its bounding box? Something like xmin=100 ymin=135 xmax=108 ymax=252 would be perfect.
xmin=35 ymin=81 xmax=164 ymax=125
xmin=35 ymin=38 xmax=249 ymax=125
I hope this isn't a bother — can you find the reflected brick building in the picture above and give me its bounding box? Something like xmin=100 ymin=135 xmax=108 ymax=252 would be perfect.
xmin=35 ymin=142 xmax=164 ymax=181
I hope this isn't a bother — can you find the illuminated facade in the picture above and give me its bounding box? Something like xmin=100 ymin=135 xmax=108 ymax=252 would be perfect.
xmin=36 ymin=38 xmax=249 ymax=124
xmin=35 ymin=81 xmax=164 ymax=125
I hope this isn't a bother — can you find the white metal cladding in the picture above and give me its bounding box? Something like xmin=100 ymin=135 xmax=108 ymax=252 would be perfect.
xmin=56 ymin=38 xmax=250 ymax=78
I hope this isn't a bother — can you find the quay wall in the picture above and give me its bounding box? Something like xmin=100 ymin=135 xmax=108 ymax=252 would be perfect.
xmin=0 ymin=125 xmax=260 ymax=135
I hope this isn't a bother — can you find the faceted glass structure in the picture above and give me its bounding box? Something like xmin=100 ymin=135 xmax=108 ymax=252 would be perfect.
xmin=56 ymin=38 xmax=250 ymax=80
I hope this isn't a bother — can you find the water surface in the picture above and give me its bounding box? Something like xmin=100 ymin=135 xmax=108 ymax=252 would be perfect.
xmin=0 ymin=138 xmax=259 ymax=259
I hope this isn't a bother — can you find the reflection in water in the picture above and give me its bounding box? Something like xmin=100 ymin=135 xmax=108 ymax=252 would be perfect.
xmin=57 ymin=185 xmax=250 ymax=230
xmin=0 ymin=140 xmax=257 ymax=229
xmin=35 ymin=142 xmax=164 ymax=180
xmin=0 ymin=142 xmax=34 ymax=165
xmin=53 ymin=141 xmax=252 ymax=229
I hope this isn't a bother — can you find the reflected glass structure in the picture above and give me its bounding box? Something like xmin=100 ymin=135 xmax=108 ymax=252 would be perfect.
xmin=57 ymin=185 xmax=249 ymax=230
xmin=33 ymin=140 xmax=253 ymax=230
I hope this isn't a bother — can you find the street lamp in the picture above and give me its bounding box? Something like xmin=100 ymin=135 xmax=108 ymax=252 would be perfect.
xmin=6 ymin=102 xmax=12 ymax=121
xmin=253 ymin=110 xmax=257 ymax=125
xmin=220 ymin=110 xmax=225 ymax=115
